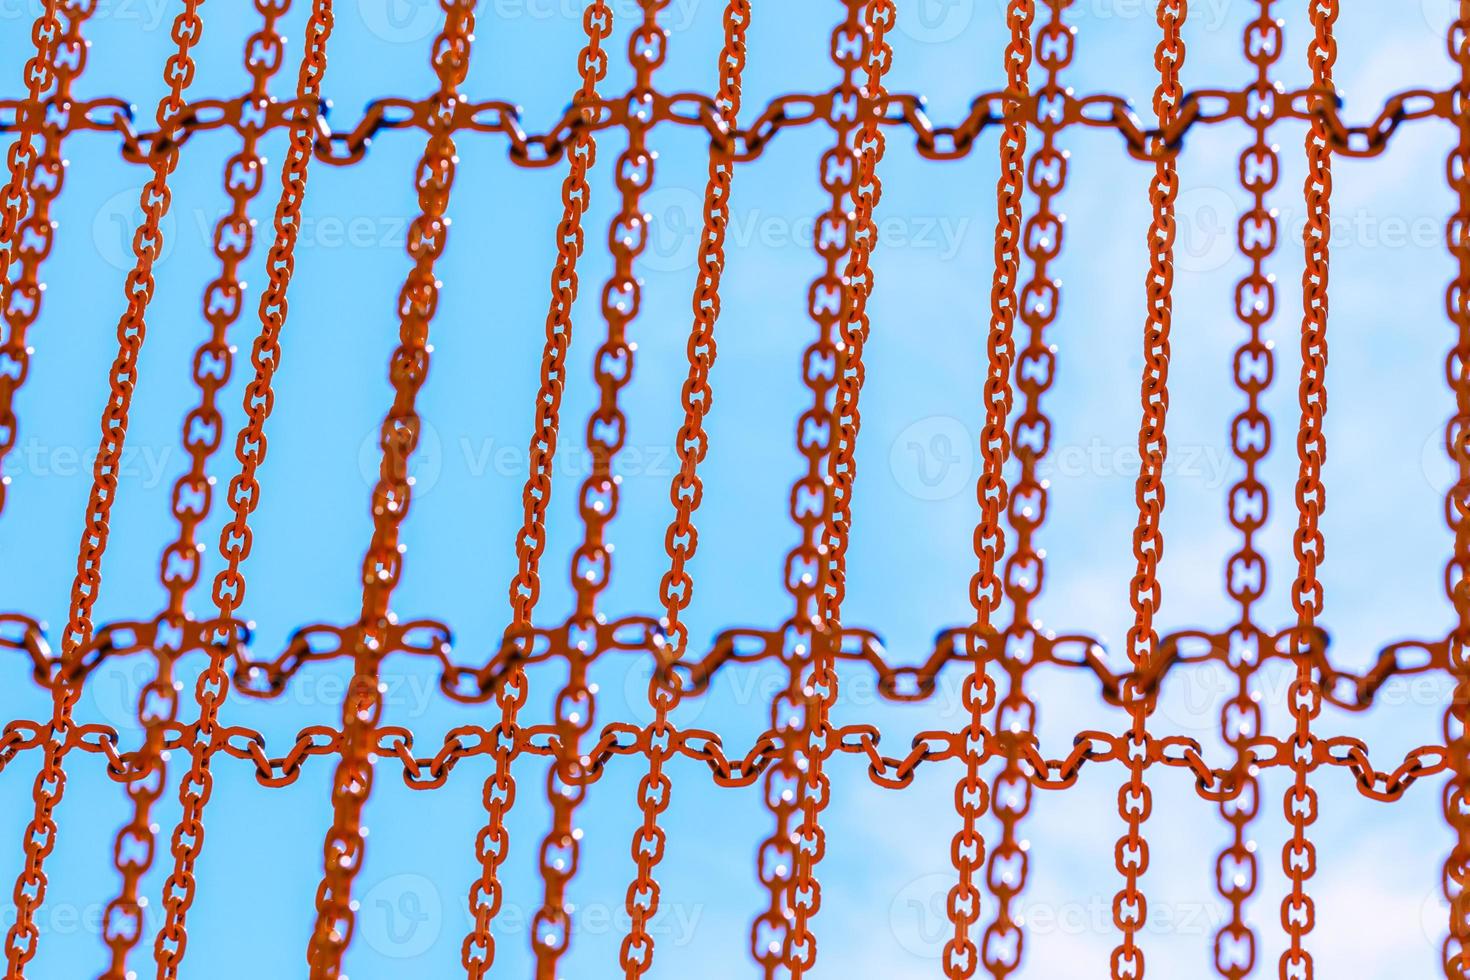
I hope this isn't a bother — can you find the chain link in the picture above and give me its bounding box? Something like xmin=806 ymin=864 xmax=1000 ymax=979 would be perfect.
xmin=306 ymin=3 xmax=475 ymax=976
xmin=1113 ymin=2 xmax=1185 ymax=977
xmin=5 ymin=4 xmax=206 ymax=974
xmin=982 ymin=0 xmax=1070 ymax=974
xmin=1282 ymin=3 xmax=1337 ymax=978
xmin=619 ymin=2 xmax=748 ymax=975
xmin=462 ymin=2 xmax=611 ymax=974
xmin=0 ymin=3 xmax=1463 ymax=977
xmin=1447 ymin=1 xmax=1470 ymax=972
xmin=1214 ymin=3 xmax=1280 ymax=978
xmin=751 ymin=3 xmax=871 ymax=973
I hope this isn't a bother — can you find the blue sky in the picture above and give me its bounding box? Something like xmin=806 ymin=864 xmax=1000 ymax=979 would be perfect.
xmin=0 ymin=0 xmax=1464 ymax=976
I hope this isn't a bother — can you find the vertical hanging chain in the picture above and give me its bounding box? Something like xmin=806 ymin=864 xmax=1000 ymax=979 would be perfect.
xmin=751 ymin=3 xmax=865 ymax=974
xmin=306 ymin=3 xmax=476 ymax=976
xmin=153 ymin=2 xmax=303 ymax=972
xmin=460 ymin=4 xmax=611 ymax=975
xmin=1282 ymin=3 xmax=1335 ymax=978
xmin=4 ymin=4 xmax=207 ymax=975
xmin=788 ymin=4 xmax=893 ymax=977
xmin=1113 ymin=2 xmax=1184 ymax=978
xmin=0 ymin=0 xmax=83 ymax=521
xmin=0 ymin=0 xmax=59 ymax=286
xmin=946 ymin=3 xmax=1030 ymax=977
xmin=524 ymin=2 xmax=666 ymax=976
xmin=983 ymin=0 xmax=1067 ymax=974
xmin=619 ymin=2 xmax=747 ymax=976
xmin=95 ymin=2 xmax=330 ymax=977
xmin=1445 ymin=2 xmax=1470 ymax=976
xmin=1215 ymin=3 xmax=1279 ymax=979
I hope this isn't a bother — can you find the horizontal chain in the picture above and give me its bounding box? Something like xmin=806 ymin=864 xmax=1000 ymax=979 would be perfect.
xmin=0 ymin=82 xmax=1454 ymax=169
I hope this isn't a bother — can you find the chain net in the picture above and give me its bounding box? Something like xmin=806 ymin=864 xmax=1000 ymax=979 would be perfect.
xmin=0 ymin=0 xmax=1467 ymax=977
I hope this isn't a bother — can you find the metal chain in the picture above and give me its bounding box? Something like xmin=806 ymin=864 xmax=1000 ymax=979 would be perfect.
xmin=983 ymin=0 xmax=1068 ymax=974
xmin=620 ymin=2 xmax=747 ymax=975
xmin=151 ymin=2 xmax=301 ymax=972
xmin=1447 ymin=2 xmax=1470 ymax=973
xmin=306 ymin=3 xmax=475 ymax=976
xmin=1282 ymin=3 xmax=1336 ymax=978
xmin=92 ymin=2 xmax=327 ymax=976
xmin=945 ymin=3 xmax=1030 ymax=976
xmin=0 ymin=0 xmax=77 ymax=522
xmin=788 ymin=4 xmax=893 ymax=976
xmin=461 ymin=3 xmax=611 ymax=974
xmin=4 ymin=4 xmax=206 ymax=974
xmin=1113 ymin=2 xmax=1184 ymax=977
xmin=752 ymin=2 xmax=867 ymax=973
xmin=522 ymin=2 xmax=666 ymax=976
xmin=1215 ymin=3 xmax=1279 ymax=978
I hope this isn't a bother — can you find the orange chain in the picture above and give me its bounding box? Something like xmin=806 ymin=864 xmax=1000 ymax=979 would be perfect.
xmin=947 ymin=2 xmax=1031 ymax=976
xmin=1215 ymin=2 xmax=1280 ymax=977
xmin=982 ymin=0 xmax=1069 ymax=974
xmin=152 ymin=1 xmax=305 ymax=972
xmin=5 ymin=3 xmax=1470 ymax=977
xmin=1113 ymin=2 xmax=1184 ymax=977
xmin=792 ymin=2 xmax=892 ymax=975
xmin=5 ymin=4 xmax=207 ymax=975
xmin=461 ymin=3 xmax=611 ymax=974
xmin=751 ymin=1 xmax=869 ymax=973
xmin=305 ymin=2 xmax=474 ymax=976
xmin=1447 ymin=1 xmax=1470 ymax=974
xmin=619 ymin=1 xmax=748 ymax=976
xmin=1282 ymin=2 xmax=1336 ymax=978
xmin=1448 ymin=0 xmax=1470 ymax=972
xmin=0 ymin=0 xmax=80 ymax=523
xmin=523 ymin=2 xmax=667 ymax=974
xmin=91 ymin=2 xmax=329 ymax=976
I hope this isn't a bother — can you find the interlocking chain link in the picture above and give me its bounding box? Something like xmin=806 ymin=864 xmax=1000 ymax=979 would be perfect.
xmin=0 ymin=0 xmax=82 ymax=522
xmin=982 ymin=0 xmax=1069 ymax=974
xmin=752 ymin=2 xmax=871 ymax=973
xmin=946 ymin=2 xmax=1031 ymax=977
xmin=5 ymin=4 xmax=207 ymax=974
xmin=619 ymin=2 xmax=748 ymax=976
xmin=306 ymin=3 xmax=474 ymax=976
xmin=1113 ymin=2 xmax=1184 ymax=977
xmin=92 ymin=3 xmax=329 ymax=976
xmin=522 ymin=1 xmax=667 ymax=975
xmin=152 ymin=3 xmax=304 ymax=972
xmin=1211 ymin=7 xmax=1281 ymax=980
xmin=1283 ymin=3 xmax=1336 ymax=977
xmin=1 ymin=2 xmax=1467 ymax=977
xmin=1215 ymin=3 xmax=1280 ymax=977
xmin=1447 ymin=2 xmax=1470 ymax=973
xmin=462 ymin=3 xmax=611 ymax=974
